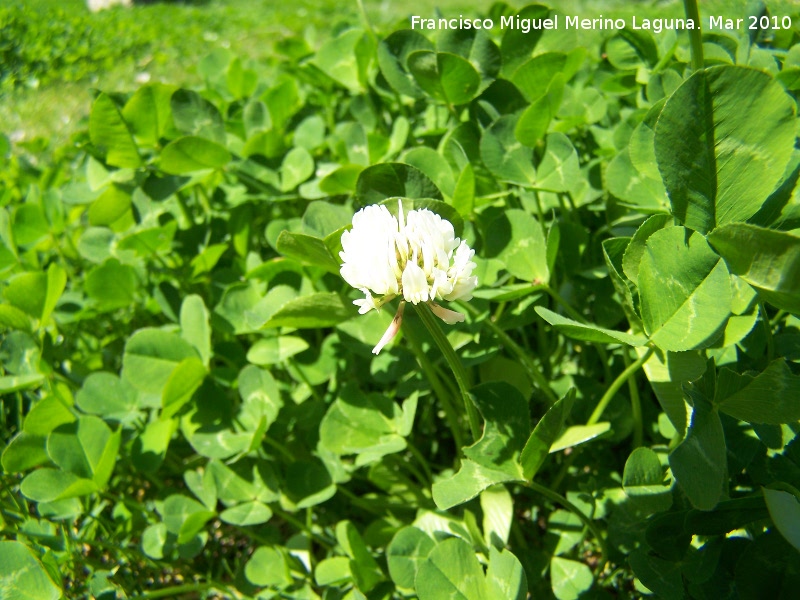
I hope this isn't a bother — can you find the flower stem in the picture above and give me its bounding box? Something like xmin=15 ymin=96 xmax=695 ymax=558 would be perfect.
xmin=415 ymin=303 xmax=481 ymax=441
xmin=683 ymin=0 xmax=705 ymax=71
xmin=525 ymin=480 xmax=609 ymax=568
xmin=404 ymin=325 xmax=466 ymax=452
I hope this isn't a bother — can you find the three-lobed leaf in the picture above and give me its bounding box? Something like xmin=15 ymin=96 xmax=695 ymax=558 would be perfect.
xmin=355 ymin=162 xmax=443 ymax=208
xmin=715 ymin=359 xmax=800 ymax=424
xmin=46 ymin=415 xmax=121 ymax=487
xmin=432 ymin=382 xmax=529 ymax=510
xmin=520 ymin=390 xmax=574 ymax=479
xmin=377 ymin=30 xmax=434 ymax=98
xmin=654 ymin=66 xmax=796 ymax=233
xmin=407 ymin=51 xmax=482 ymax=106
xmin=89 ymin=93 xmax=141 ymax=168
xmin=638 ymin=226 xmax=731 ymax=351
xmin=0 ymin=541 xmax=61 ymax=600
xmin=708 ymin=223 xmax=800 ymax=313
xmin=160 ymin=136 xmax=231 ymax=174
xmin=668 ymin=391 xmax=727 ymax=510
xmin=535 ymin=307 xmax=647 ymax=347
xmin=415 ymin=537 xmax=488 ymax=600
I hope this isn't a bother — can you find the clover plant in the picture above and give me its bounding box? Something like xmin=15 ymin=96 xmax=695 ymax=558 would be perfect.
xmin=2 ymin=1 xmax=800 ymax=598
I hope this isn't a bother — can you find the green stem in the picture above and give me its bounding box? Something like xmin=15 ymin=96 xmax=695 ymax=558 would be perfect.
xmin=174 ymin=191 xmax=194 ymax=228
xmin=476 ymin=190 xmax=514 ymax=201
xmin=652 ymin=36 xmax=679 ymax=74
xmin=337 ymin=484 xmax=420 ymax=513
xmin=543 ymin=285 xmax=612 ymax=382
xmin=0 ymin=477 xmax=26 ymax=515
xmin=771 ymin=309 xmax=787 ymax=328
xmin=140 ymin=469 xmax=166 ymax=492
xmin=132 ymin=583 xmax=215 ymax=599
xmin=525 ymin=480 xmax=609 ymax=567
xmin=0 ymin=508 xmax=23 ymax=522
xmin=60 ymin=522 xmax=76 ymax=574
xmin=415 ymin=303 xmax=481 ymax=441
xmin=356 ymin=0 xmax=377 ymax=42
xmin=623 ymin=350 xmax=643 ymax=449
xmin=510 ymin=520 xmax=530 ymax=551
xmin=15 ymin=391 xmax=24 ymax=435
xmin=531 ymin=189 xmax=545 ymax=225
xmin=406 ymin=441 xmax=434 ymax=485
xmin=538 ymin=312 xmax=553 ymax=380
xmin=492 ymin=299 xmax=507 ymax=322
xmin=433 ymin=361 xmax=461 ymax=401
xmin=272 ymin=507 xmax=334 ymax=549
xmin=288 ymin=358 xmax=323 ymax=403
xmin=3 ymin=527 xmax=144 ymax=566
xmin=596 ymin=345 xmax=613 ymax=386
xmin=552 ymin=346 xmax=655 ymax=491
xmin=263 ymin=435 xmax=295 ymax=461
xmin=458 ymin=301 xmax=559 ymax=404
xmin=391 ymin=453 xmax=429 ymax=488
xmin=683 ymin=0 xmax=705 ymax=71
xmin=404 ymin=325 xmax=466 ymax=452
xmin=103 ymin=492 xmax=150 ymax=516
xmin=562 ymin=192 xmax=582 ymax=226
xmin=445 ymin=101 xmax=459 ymax=120
xmin=587 ymin=347 xmax=655 ymax=426
xmin=544 ymin=285 xmax=585 ymax=323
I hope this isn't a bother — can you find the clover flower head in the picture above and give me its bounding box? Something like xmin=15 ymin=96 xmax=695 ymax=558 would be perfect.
xmin=340 ymin=200 xmax=478 ymax=354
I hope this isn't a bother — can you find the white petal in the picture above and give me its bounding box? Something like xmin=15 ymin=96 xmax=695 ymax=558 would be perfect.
xmin=340 ymin=204 xmax=402 ymax=295
xmin=429 ymin=301 xmax=465 ymax=324
xmin=444 ymin=275 xmax=478 ymax=301
xmin=402 ymin=260 xmax=430 ymax=304
xmin=372 ymin=302 xmax=405 ymax=354
xmin=353 ymin=291 xmax=379 ymax=314
xmin=341 ymin=201 xmax=479 ymax=318
xmin=430 ymin=267 xmax=452 ymax=300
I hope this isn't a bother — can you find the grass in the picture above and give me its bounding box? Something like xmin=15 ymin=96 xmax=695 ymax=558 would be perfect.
xmin=0 ymin=0 xmax=794 ymax=148
xmin=1 ymin=0 xmax=353 ymax=145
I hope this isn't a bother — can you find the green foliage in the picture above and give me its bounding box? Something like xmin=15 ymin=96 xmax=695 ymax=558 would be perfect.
xmin=2 ymin=0 xmax=800 ymax=598
xmin=0 ymin=541 xmax=61 ymax=600
xmin=0 ymin=2 xmax=150 ymax=90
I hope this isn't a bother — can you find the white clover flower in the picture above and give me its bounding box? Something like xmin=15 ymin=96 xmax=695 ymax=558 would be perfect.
xmin=340 ymin=199 xmax=478 ymax=354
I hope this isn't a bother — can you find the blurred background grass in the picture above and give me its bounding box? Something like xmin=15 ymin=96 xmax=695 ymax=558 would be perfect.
xmin=1 ymin=0 xmax=794 ymax=147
